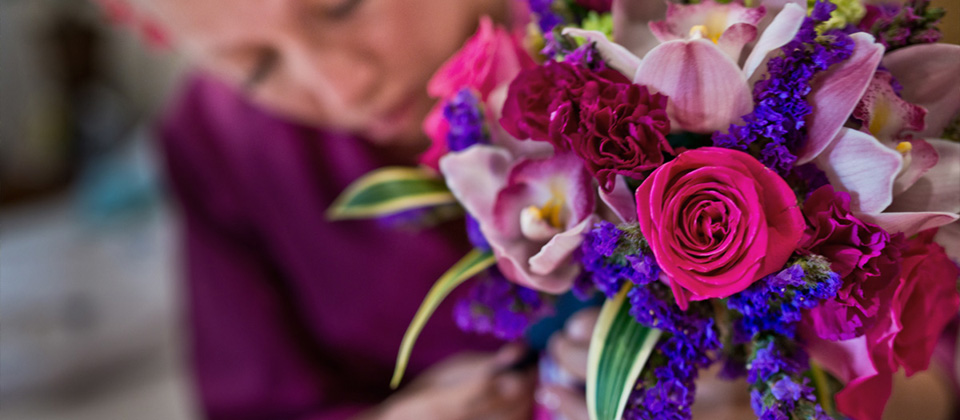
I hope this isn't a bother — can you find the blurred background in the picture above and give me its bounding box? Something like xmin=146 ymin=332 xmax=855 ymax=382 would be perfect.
xmin=0 ymin=1 xmax=957 ymax=419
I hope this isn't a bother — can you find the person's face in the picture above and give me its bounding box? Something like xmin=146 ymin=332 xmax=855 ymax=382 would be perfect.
xmin=146 ymin=0 xmax=506 ymax=144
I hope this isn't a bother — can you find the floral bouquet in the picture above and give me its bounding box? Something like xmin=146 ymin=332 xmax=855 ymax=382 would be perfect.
xmin=327 ymin=0 xmax=960 ymax=418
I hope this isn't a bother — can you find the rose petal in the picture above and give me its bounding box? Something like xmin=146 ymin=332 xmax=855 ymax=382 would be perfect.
xmin=634 ymin=39 xmax=752 ymax=133
xmin=883 ymin=43 xmax=960 ymax=137
xmin=796 ymin=33 xmax=885 ymax=164
xmin=742 ymin=2 xmax=806 ymax=81
xmin=814 ymin=128 xmax=902 ymax=215
xmin=562 ymin=28 xmax=643 ymax=78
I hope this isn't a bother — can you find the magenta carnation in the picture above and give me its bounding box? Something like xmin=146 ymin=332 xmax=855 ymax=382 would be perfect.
xmin=800 ymin=186 xmax=904 ymax=341
xmin=501 ymin=61 xmax=672 ymax=190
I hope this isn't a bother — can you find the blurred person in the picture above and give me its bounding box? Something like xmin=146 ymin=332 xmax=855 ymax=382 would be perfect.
xmin=106 ymin=0 xmax=540 ymax=419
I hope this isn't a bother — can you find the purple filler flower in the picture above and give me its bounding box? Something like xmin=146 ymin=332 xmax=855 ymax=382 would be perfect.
xmin=453 ymin=268 xmax=552 ymax=340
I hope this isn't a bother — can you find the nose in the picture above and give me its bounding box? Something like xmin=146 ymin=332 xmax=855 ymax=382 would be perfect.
xmin=281 ymin=36 xmax=379 ymax=110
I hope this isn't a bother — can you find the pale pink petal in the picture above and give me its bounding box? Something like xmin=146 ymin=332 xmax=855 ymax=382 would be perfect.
xmin=814 ymin=128 xmax=902 ymax=215
xmin=634 ymin=39 xmax=752 ymax=133
xmin=647 ymin=0 xmax=764 ymax=55
xmin=438 ymin=145 xmax=514 ymax=223
xmin=934 ymin=221 xmax=960 ymax=262
xmin=889 ymin=139 xmax=960 ymax=214
xmin=599 ymin=175 xmax=637 ymax=223
xmin=859 ymin=211 xmax=959 ymax=238
xmin=490 ymin=238 xmax=581 ymax=293
xmin=715 ymin=22 xmax=758 ymax=62
xmin=796 ymin=33 xmax=884 ymax=164
xmin=562 ymin=28 xmax=642 ymax=78
xmin=742 ymin=2 xmax=805 ymax=81
xmin=612 ymin=0 xmax=670 ymax=58
xmin=529 ymin=215 xmax=599 ymax=277
xmin=891 ymin=137 xmax=939 ymax=197
xmin=883 ymin=43 xmax=960 ymax=137
xmin=853 ymin=70 xmax=926 ymax=143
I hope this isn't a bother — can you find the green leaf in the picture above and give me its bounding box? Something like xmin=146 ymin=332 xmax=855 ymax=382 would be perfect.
xmin=587 ymin=284 xmax=662 ymax=420
xmin=327 ymin=167 xmax=457 ymax=221
xmin=391 ymin=249 xmax=496 ymax=389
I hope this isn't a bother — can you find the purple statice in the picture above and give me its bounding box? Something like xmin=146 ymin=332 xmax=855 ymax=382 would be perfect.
xmin=727 ymin=257 xmax=842 ymax=342
xmin=746 ymin=337 xmax=832 ymax=420
xmin=528 ymin=0 xmax=564 ymax=33
xmin=453 ymin=268 xmax=553 ymax=340
xmin=713 ymin=0 xmax=854 ymax=176
xmin=858 ymin=0 xmax=945 ymax=51
xmin=563 ymin=42 xmax=608 ymax=71
xmin=444 ymin=89 xmax=488 ymax=152
xmin=578 ymin=221 xmax=658 ymax=299
xmin=623 ymin=281 xmax=720 ymax=420
xmin=465 ymin=215 xmax=490 ymax=251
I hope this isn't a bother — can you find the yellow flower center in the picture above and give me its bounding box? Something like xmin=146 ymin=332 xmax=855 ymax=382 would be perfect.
xmin=688 ymin=25 xmax=721 ymax=43
xmin=895 ymin=141 xmax=912 ymax=154
xmin=526 ymin=194 xmax=566 ymax=229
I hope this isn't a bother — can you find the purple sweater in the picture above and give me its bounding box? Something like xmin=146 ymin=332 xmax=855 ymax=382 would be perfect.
xmin=159 ymin=75 xmax=499 ymax=420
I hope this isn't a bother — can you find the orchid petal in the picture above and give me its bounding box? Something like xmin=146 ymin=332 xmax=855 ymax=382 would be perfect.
xmin=891 ymin=137 xmax=939 ymax=197
xmin=612 ymin=0 xmax=668 ymax=59
xmin=883 ymin=44 xmax=960 ymax=137
xmin=648 ymin=0 xmax=764 ymax=62
xmin=634 ymin=39 xmax=752 ymax=133
xmin=490 ymin=238 xmax=581 ymax=293
xmin=715 ymin=22 xmax=758 ymax=62
xmin=529 ymin=215 xmax=598 ymax=277
xmin=889 ymin=139 xmax=960 ymax=214
xmin=853 ymin=71 xmax=926 ymax=143
xmin=814 ymin=128 xmax=902 ymax=215
xmin=599 ymin=175 xmax=637 ymax=223
xmin=796 ymin=33 xmax=884 ymax=164
xmin=562 ymin=28 xmax=642 ymax=78
xmin=858 ymin=211 xmax=959 ymax=238
xmin=438 ymin=145 xmax=513 ymax=222
xmin=742 ymin=3 xmax=805 ymax=81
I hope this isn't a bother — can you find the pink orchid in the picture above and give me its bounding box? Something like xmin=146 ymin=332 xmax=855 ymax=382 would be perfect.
xmin=797 ymin=38 xmax=960 ymax=239
xmin=420 ymin=16 xmax=538 ymax=169
xmin=568 ymin=1 xmax=807 ymax=133
xmin=440 ymin=146 xmax=598 ymax=293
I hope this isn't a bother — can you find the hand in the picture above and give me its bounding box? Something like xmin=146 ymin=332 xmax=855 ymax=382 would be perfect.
xmin=365 ymin=344 xmax=537 ymax=420
xmin=537 ymin=307 xmax=599 ymax=420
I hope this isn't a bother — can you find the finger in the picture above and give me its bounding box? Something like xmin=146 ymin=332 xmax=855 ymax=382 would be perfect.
xmin=548 ymin=333 xmax=590 ymax=381
xmin=565 ymin=308 xmax=600 ymax=343
xmin=536 ymin=385 xmax=590 ymax=420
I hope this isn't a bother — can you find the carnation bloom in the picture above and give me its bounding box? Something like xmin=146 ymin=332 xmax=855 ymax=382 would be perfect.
xmin=634 ymin=147 xmax=805 ymax=309
xmin=807 ymin=230 xmax=960 ymax=420
xmin=569 ymin=0 xmax=810 ymax=133
xmin=796 ymin=40 xmax=960 ymax=241
xmin=420 ymin=16 xmax=537 ymax=168
xmin=799 ymin=186 xmax=903 ymax=341
xmin=501 ymin=61 xmax=672 ymax=191
xmin=440 ymin=146 xmax=597 ymax=293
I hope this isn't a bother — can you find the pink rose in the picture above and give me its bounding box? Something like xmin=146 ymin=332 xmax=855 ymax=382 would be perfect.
xmin=420 ymin=16 xmax=536 ymax=169
xmin=635 ymin=147 xmax=805 ymax=308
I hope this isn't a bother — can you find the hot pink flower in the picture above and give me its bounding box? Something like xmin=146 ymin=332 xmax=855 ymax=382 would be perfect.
xmin=420 ymin=16 xmax=536 ymax=169
xmin=800 ymin=186 xmax=904 ymax=341
xmin=809 ymin=230 xmax=960 ymax=420
xmin=501 ymin=61 xmax=673 ymax=191
xmin=634 ymin=147 xmax=805 ymax=309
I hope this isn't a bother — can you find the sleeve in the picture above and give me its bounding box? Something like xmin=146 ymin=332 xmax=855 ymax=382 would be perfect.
xmin=157 ymin=77 xmax=371 ymax=420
